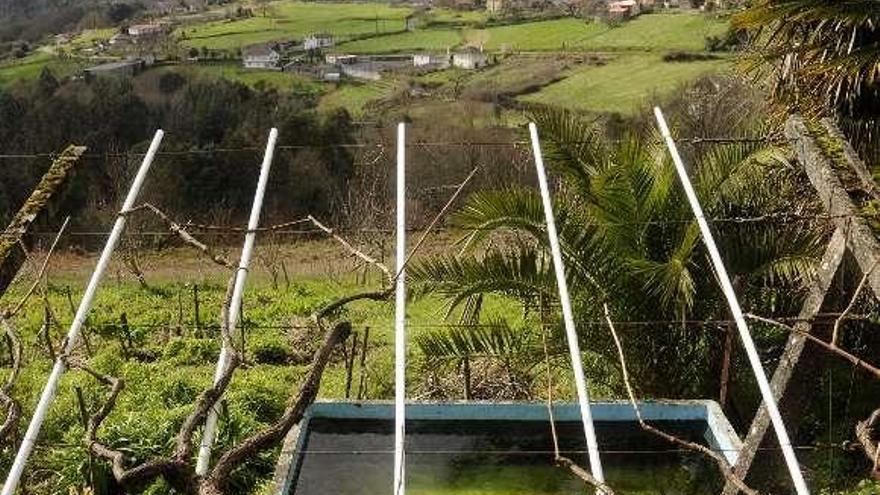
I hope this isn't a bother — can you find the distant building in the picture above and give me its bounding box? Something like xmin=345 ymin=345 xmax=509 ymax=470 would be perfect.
xmin=128 ymin=24 xmax=165 ymax=42
xmin=452 ymin=48 xmax=488 ymax=70
xmin=413 ymin=54 xmax=433 ymax=67
xmin=486 ymin=0 xmax=504 ymax=13
xmin=304 ymin=33 xmax=334 ymax=51
xmin=84 ymin=58 xmax=148 ymax=78
xmin=242 ymin=44 xmax=281 ymax=70
xmin=413 ymin=53 xmax=448 ymax=68
xmin=608 ymin=0 xmax=640 ymax=18
xmin=325 ymin=53 xmax=358 ymax=65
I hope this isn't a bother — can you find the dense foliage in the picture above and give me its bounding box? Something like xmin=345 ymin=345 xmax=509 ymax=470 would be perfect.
xmin=0 ymin=70 xmax=357 ymax=237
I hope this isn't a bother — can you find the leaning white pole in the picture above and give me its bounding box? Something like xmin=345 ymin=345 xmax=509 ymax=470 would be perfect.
xmin=654 ymin=107 xmax=810 ymax=495
xmin=196 ymin=127 xmax=279 ymax=475
xmin=1 ymin=130 xmax=165 ymax=495
xmin=392 ymin=122 xmax=407 ymax=495
xmin=528 ymin=123 xmax=606 ymax=483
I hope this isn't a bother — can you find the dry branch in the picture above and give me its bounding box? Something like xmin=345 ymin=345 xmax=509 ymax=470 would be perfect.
xmin=603 ymin=304 xmax=759 ymax=495
xmin=398 ymin=167 xmax=478 ymax=279
xmin=746 ymin=313 xmax=880 ymax=380
xmin=4 ymin=216 xmax=70 ymax=319
xmin=832 ymin=260 xmax=879 ymax=346
xmin=307 ymin=215 xmax=392 ymax=283
xmin=0 ymin=317 xmax=22 ymax=443
xmin=129 ymin=203 xmax=234 ymax=269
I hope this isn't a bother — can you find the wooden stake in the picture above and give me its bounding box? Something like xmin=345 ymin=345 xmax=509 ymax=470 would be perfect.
xmin=41 ymin=307 xmax=56 ymax=361
xmin=719 ymin=321 xmax=734 ymax=408
xmin=357 ymin=327 xmax=370 ymax=400
xmin=193 ymin=284 xmax=201 ymax=335
xmin=462 ymin=355 xmax=472 ymax=400
xmin=74 ymin=386 xmax=95 ymax=490
xmin=177 ymin=288 xmax=184 ymax=335
xmin=344 ymin=331 xmax=358 ymax=399
xmin=119 ymin=312 xmax=131 ymax=359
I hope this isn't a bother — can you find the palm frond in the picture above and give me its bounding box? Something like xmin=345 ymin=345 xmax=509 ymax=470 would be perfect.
xmin=734 ymin=0 xmax=880 ymax=114
xmin=718 ymin=223 xmax=823 ymax=288
xmin=529 ymin=107 xmax=609 ymax=197
xmin=415 ymin=319 xmax=535 ymax=362
xmin=408 ymin=249 xmax=554 ymax=312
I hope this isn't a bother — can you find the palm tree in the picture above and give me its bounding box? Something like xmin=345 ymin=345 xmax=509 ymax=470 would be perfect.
xmin=734 ymin=1 xmax=880 ymax=119
xmin=410 ymin=108 xmax=823 ymax=398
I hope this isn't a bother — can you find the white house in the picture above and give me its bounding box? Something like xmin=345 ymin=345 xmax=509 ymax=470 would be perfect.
xmin=608 ymin=0 xmax=641 ymax=18
xmin=413 ymin=53 xmax=450 ymax=69
xmin=127 ymin=24 xmax=164 ymax=42
xmin=304 ymin=33 xmax=334 ymax=51
xmin=413 ymin=54 xmax=433 ymax=67
xmin=242 ymin=44 xmax=281 ymax=70
xmin=452 ymin=48 xmax=488 ymax=70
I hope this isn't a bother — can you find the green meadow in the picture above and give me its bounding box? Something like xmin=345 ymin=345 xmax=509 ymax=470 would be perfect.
xmin=519 ymin=53 xmax=731 ymax=114
xmin=178 ymin=1 xmax=413 ymax=50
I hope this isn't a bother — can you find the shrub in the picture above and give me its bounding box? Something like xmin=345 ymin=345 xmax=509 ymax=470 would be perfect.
xmin=163 ymin=338 xmax=219 ymax=365
xmin=249 ymin=334 xmax=292 ymax=365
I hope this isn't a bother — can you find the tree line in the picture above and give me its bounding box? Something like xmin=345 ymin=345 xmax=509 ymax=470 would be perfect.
xmin=0 ymin=70 xmax=358 ymax=244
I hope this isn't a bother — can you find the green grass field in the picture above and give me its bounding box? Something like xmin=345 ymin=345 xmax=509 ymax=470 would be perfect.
xmin=0 ymin=51 xmax=84 ymax=88
xmin=178 ymin=1 xmax=413 ymax=50
xmin=519 ymin=53 xmax=730 ymax=114
xmin=338 ymin=13 xmax=727 ymax=53
xmin=335 ymin=28 xmax=461 ymax=53
xmin=318 ymin=78 xmax=402 ymax=116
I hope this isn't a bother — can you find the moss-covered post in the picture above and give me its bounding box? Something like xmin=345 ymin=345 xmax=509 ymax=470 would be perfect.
xmin=0 ymin=145 xmax=86 ymax=297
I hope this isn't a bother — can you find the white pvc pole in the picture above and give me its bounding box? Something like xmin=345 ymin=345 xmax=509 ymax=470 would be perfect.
xmin=1 ymin=130 xmax=165 ymax=495
xmin=528 ymin=123 xmax=606 ymax=483
xmin=196 ymin=128 xmax=279 ymax=475
xmin=654 ymin=107 xmax=810 ymax=495
xmin=393 ymin=122 xmax=406 ymax=495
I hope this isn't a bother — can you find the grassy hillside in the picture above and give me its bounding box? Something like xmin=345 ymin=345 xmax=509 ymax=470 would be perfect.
xmin=0 ymin=51 xmax=84 ymax=88
xmin=337 ymin=13 xmax=727 ymax=53
xmin=178 ymin=1 xmax=413 ymax=50
xmin=520 ymin=53 xmax=730 ymax=113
